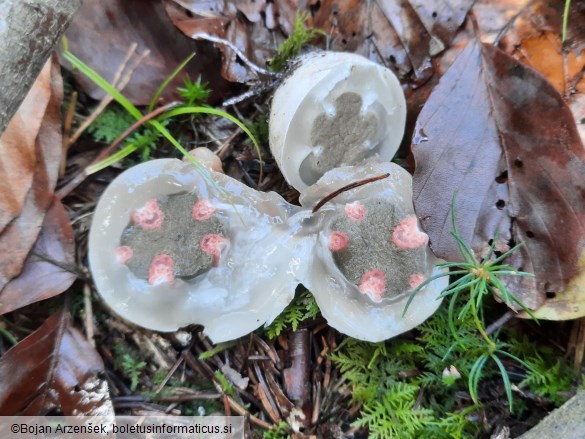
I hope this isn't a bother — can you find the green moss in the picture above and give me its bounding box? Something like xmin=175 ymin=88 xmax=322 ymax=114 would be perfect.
xmin=264 ymin=289 xmax=320 ymax=339
xmin=112 ymin=342 xmax=147 ymax=391
xmin=262 ymin=421 xmax=291 ymax=439
xmin=269 ymin=12 xmax=325 ymax=72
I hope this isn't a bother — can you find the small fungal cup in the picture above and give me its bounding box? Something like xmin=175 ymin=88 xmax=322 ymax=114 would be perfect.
xmin=300 ymin=162 xmax=447 ymax=342
xmin=269 ymin=51 xmax=407 ymax=192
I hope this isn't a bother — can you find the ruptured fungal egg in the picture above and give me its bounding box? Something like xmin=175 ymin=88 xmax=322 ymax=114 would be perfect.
xmin=300 ymin=161 xmax=447 ymax=342
xmin=89 ymin=159 xmax=303 ymax=342
xmin=269 ymin=51 xmax=407 ymax=192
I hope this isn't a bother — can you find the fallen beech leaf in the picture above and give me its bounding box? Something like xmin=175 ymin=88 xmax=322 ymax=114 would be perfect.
xmin=62 ymin=0 xmax=232 ymax=105
xmin=0 ymin=198 xmax=75 ymax=315
xmin=0 ymin=56 xmax=63 ymax=290
xmin=412 ymin=39 xmax=585 ymax=311
xmin=0 ymin=310 xmax=113 ymax=416
xmin=311 ymin=0 xmax=475 ymax=83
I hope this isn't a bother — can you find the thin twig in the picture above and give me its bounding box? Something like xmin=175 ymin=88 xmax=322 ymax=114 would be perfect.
xmin=83 ymin=284 xmax=95 ymax=347
xmin=181 ymin=350 xmax=271 ymax=429
xmin=312 ymin=173 xmax=390 ymax=213
xmin=485 ymin=311 xmax=515 ymax=336
xmin=154 ymin=355 xmax=185 ymax=395
xmin=61 ymin=91 xmax=78 ymax=176
xmin=90 ymin=101 xmax=179 ymax=167
xmin=190 ymin=32 xmax=278 ymax=78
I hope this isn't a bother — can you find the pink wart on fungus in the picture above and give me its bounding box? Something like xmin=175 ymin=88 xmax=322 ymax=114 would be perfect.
xmin=132 ymin=198 xmax=164 ymax=229
xmin=192 ymin=199 xmax=217 ymax=221
xmin=408 ymin=273 xmax=426 ymax=290
xmin=358 ymin=269 xmax=386 ymax=302
xmin=115 ymin=246 xmax=133 ymax=264
xmin=148 ymin=254 xmax=175 ymax=285
xmin=200 ymin=234 xmax=228 ymax=266
xmin=344 ymin=201 xmax=366 ymax=222
xmin=328 ymin=231 xmax=349 ymax=252
xmin=392 ymin=215 xmax=429 ymax=250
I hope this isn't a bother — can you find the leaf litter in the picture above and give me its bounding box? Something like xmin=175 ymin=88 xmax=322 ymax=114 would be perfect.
xmin=1 ymin=0 xmax=585 ymax=436
xmin=0 ymin=56 xmax=70 ymax=298
xmin=0 ymin=310 xmax=113 ymax=416
xmin=412 ymin=38 xmax=585 ymax=312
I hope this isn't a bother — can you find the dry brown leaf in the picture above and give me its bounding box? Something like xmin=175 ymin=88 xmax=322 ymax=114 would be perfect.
xmin=0 ymin=310 xmax=113 ymax=416
xmin=412 ymin=39 xmax=585 ymax=311
xmin=0 ymin=56 xmax=63 ymax=291
xmin=0 ymin=57 xmax=60 ymax=232
xmin=62 ymin=0 xmax=233 ymax=105
xmin=0 ymin=198 xmax=75 ymax=315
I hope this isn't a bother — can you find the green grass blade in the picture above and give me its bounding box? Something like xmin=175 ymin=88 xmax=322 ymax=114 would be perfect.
xmin=486 ymin=232 xmax=500 ymax=261
xmin=468 ymin=353 xmax=489 ymax=404
xmin=402 ymin=270 xmax=453 ymax=316
xmin=62 ymin=49 xmax=143 ymax=120
xmin=440 ymin=276 xmax=479 ymax=298
xmin=450 ymin=192 xmax=478 ymax=265
xmin=491 ymin=354 xmax=514 ymax=411
xmin=438 ymin=262 xmax=474 ymax=269
xmin=491 ymin=242 xmax=525 ymax=265
xmin=148 ymin=52 xmax=196 ymax=112
xmin=161 ymin=106 xmax=262 ymax=172
xmin=87 ymin=144 xmax=141 ymax=174
xmin=448 ymin=291 xmax=463 ymax=340
xmin=497 ymin=350 xmax=539 ymax=374
xmin=562 ymin=0 xmax=572 ymax=43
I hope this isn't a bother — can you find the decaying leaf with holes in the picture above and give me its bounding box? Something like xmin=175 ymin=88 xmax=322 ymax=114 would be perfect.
xmin=0 ymin=310 xmax=113 ymax=416
xmin=412 ymin=38 xmax=585 ymax=317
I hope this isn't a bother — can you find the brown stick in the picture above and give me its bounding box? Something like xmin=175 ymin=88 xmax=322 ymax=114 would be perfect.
xmin=312 ymin=173 xmax=390 ymax=213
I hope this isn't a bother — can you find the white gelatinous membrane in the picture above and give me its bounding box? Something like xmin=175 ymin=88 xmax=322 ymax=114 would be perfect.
xmin=299 ymin=161 xmax=447 ymax=342
xmin=90 ymin=159 xmax=446 ymax=343
xmin=89 ymin=159 xmax=307 ymax=343
xmin=269 ymin=51 xmax=406 ymax=192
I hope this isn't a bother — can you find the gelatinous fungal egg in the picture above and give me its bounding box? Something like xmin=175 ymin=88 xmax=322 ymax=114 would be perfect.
xmin=89 ymin=159 xmax=304 ymax=342
xmin=269 ymin=51 xmax=407 ymax=192
xmin=300 ymin=161 xmax=447 ymax=342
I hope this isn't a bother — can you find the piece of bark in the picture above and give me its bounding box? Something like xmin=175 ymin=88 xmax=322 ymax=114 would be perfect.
xmin=0 ymin=0 xmax=82 ymax=136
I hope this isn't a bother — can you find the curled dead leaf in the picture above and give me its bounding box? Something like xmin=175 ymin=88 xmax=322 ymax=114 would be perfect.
xmin=311 ymin=0 xmax=475 ymax=84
